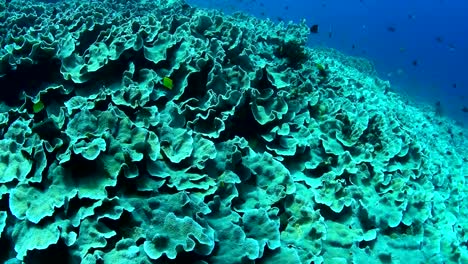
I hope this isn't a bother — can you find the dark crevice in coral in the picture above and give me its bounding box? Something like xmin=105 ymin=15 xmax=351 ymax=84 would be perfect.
xmin=315 ymin=203 xmax=353 ymax=223
xmin=216 ymin=94 xmax=271 ymax=147
xmin=359 ymin=115 xmax=383 ymax=150
xmin=388 ymin=154 xmax=411 ymax=167
xmin=161 ymin=42 xmax=184 ymax=71
xmin=336 ymin=171 xmax=354 ymax=187
xmin=177 ymin=58 xmax=212 ymax=105
xmin=0 ymin=57 xmax=62 ymax=106
xmin=169 ymin=18 xmax=184 ymax=36
xmin=224 ymin=41 xmax=245 ymax=64
xmin=135 ymin=237 xmax=145 ymax=246
xmin=378 ymin=253 xmax=393 ymax=263
xmin=153 ymin=57 xmax=172 ymax=73
xmin=24 ymin=239 xmax=73 ymax=264
xmin=97 ymin=210 xmax=141 ymax=253
xmin=129 ymin=50 xmax=161 ymax=80
xmin=230 ymin=188 xmax=252 ymax=211
xmin=144 ymin=94 xmax=170 ymax=115
xmin=73 ymin=50 xmax=138 ymax=95
xmin=251 ymin=67 xmax=273 ymax=91
xmin=0 ymin=193 xmax=9 ymax=212
xmin=184 ymin=165 xmax=206 ymax=176
xmin=382 ymin=222 xmax=422 ymax=237
xmin=358 ymin=239 xmax=376 ymax=250
xmin=257 ymin=247 xmax=282 ymax=263
xmin=61 ymin=154 xmax=105 ymax=184
xmin=106 ymin=174 xmax=139 ymax=198
xmin=162 ymin=250 xmax=210 ymax=263
xmin=92 ymin=55 xmax=129 ymax=84
xmin=271 ymin=197 xmax=288 ymax=232
xmin=155 ymin=183 xmax=181 ymax=195
xmin=306 ymin=102 xmax=324 ymax=120
xmin=0 ymin=235 xmax=14 ymax=263
xmin=356 ymin=206 xmax=377 ymax=231
xmin=75 ymin=24 xmax=109 ymax=56
xmin=281 ymin=146 xmax=313 ymax=172
xmin=307 ymin=162 xmax=331 ymax=177
xmin=89 ymin=94 xmax=117 ymax=113
xmin=28 ymin=177 xmax=51 ymax=192
xmin=365 ymin=163 xmax=377 ymax=182
xmin=64 ymin=196 xmax=98 ymax=218
xmin=31 ymin=118 xmax=63 ymax=143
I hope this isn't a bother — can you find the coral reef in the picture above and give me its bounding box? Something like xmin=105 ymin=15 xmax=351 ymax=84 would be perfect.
xmin=0 ymin=0 xmax=467 ymax=263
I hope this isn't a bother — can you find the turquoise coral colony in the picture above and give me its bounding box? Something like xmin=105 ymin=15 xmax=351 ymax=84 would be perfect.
xmin=0 ymin=0 xmax=467 ymax=263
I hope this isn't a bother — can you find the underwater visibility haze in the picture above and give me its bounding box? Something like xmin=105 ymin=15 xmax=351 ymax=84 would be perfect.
xmin=189 ymin=0 xmax=468 ymax=126
xmin=0 ymin=0 xmax=467 ymax=263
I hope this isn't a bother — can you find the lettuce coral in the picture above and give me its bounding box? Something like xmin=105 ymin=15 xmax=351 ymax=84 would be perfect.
xmin=0 ymin=0 xmax=466 ymax=263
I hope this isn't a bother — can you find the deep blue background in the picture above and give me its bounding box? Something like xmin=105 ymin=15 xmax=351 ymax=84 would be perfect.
xmin=187 ymin=0 xmax=468 ymax=126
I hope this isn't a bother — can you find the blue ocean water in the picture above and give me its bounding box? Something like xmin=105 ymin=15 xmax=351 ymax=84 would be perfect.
xmin=188 ymin=0 xmax=468 ymax=126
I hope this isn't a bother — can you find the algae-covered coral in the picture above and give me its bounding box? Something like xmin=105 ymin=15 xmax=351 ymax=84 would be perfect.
xmin=0 ymin=0 xmax=467 ymax=263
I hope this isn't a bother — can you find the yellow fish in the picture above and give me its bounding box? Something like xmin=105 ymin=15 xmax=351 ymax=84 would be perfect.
xmin=162 ymin=77 xmax=173 ymax=90
xmin=32 ymin=101 xmax=44 ymax=113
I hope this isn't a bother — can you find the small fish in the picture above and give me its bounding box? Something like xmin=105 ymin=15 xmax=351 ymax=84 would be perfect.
xmin=310 ymin=24 xmax=319 ymax=33
xmin=452 ymin=83 xmax=457 ymax=88
xmin=162 ymin=77 xmax=173 ymax=90
xmin=435 ymin=101 xmax=443 ymax=116
xmin=462 ymin=106 xmax=468 ymax=113
xmin=448 ymin=43 xmax=456 ymax=51
xmin=33 ymin=101 xmax=45 ymax=113
xmin=412 ymin=60 xmax=418 ymax=66
xmin=435 ymin=36 xmax=444 ymax=43
xmin=387 ymin=26 xmax=396 ymax=32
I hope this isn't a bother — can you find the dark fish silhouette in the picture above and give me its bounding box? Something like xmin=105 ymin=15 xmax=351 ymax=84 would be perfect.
xmin=435 ymin=101 xmax=443 ymax=116
xmin=452 ymin=83 xmax=457 ymax=88
xmin=435 ymin=36 xmax=444 ymax=43
xmin=310 ymin=24 xmax=319 ymax=33
xmin=387 ymin=26 xmax=396 ymax=32
xmin=462 ymin=106 xmax=468 ymax=113
xmin=412 ymin=60 xmax=418 ymax=66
